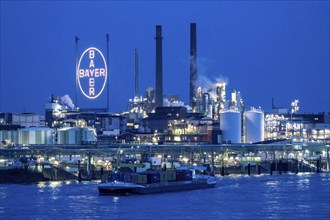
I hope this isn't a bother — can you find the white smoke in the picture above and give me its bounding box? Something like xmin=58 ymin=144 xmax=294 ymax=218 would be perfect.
xmin=191 ymin=56 xmax=229 ymax=95
xmin=196 ymin=74 xmax=229 ymax=101
xmin=163 ymin=98 xmax=185 ymax=107
xmin=163 ymin=98 xmax=191 ymax=110
xmin=196 ymin=75 xmax=213 ymax=93
xmin=60 ymin=95 xmax=75 ymax=110
xmin=197 ymin=75 xmax=228 ymax=92
xmin=187 ymin=56 xmax=230 ymax=107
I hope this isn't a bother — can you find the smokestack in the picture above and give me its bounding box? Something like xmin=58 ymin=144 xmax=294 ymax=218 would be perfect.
xmin=155 ymin=25 xmax=163 ymax=107
xmin=134 ymin=48 xmax=139 ymax=98
xmin=190 ymin=23 xmax=197 ymax=111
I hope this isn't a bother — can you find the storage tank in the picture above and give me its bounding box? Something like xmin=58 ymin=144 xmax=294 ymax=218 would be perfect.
xmin=68 ymin=128 xmax=80 ymax=144
xmin=0 ymin=130 xmax=19 ymax=145
xmin=82 ymin=127 xmax=96 ymax=142
xmin=37 ymin=128 xmax=55 ymax=144
xmin=57 ymin=127 xmax=79 ymax=145
xmin=245 ymin=109 xmax=264 ymax=143
xmin=18 ymin=127 xmax=55 ymax=145
xmin=57 ymin=128 xmax=65 ymax=145
xmin=19 ymin=129 xmax=35 ymax=145
xmin=57 ymin=127 xmax=96 ymax=145
xmin=220 ymin=110 xmax=241 ymax=143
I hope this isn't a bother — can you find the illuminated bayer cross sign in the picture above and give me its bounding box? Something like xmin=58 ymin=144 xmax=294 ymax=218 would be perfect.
xmin=77 ymin=47 xmax=108 ymax=99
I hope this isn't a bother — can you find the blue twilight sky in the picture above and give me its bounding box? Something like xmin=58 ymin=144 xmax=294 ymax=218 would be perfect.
xmin=0 ymin=1 xmax=329 ymax=115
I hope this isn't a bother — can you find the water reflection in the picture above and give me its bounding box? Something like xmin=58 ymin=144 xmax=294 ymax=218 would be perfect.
xmin=37 ymin=181 xmax=46 ymax=193
xmin=0 ymin=186 xmax=7 ymax=215
xmin=49 ymin=182 xmax=62 ymax=201
xmin=297 ymin=177 xmax=310 ymax=191
xmin=37 ymin=181 xmax=62 ymax=200
xmin=265 ymin=180 xmax=279 ymax=187
xmin=1 ymin=174 xmax=329 ymax=219
xmin=113 ymin=196 xmax=119 ymax=203
xmin=37 ymin=181 xmax=63 ymax=189
xmin=49 ymin=181 xmax=62 ymax=188
xmin=37 ymin=182 xmax=46 ymax=188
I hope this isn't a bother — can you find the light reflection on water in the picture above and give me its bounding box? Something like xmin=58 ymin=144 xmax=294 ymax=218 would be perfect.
xmin=0 ymin=186 xmax=7 ymax=215
xmin=265 ymin=180 xmax=279 ymax=187
xmin=297 ymin=177 xmax=310 ymax=190
xmin=113 ymin=196 xmax=120 ymax=203
xmin=1 ymin=174 xmax=329 ymax=219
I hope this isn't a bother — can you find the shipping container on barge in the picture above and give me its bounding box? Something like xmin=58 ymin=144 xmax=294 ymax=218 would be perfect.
xmin=97 ymin=166 xmax=217 ymax=195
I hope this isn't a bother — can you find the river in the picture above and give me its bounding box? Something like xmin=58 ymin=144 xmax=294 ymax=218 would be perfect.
xmin=1 ymin=173 xmax=329 ymax=219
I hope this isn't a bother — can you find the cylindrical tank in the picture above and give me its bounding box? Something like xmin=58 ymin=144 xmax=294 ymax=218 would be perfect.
xmin=20 ymin=129 xmax=35 ymax=145
xmin=220 ymin=110 xmax=241 ymax=143
xmin=18 ymin=128 xmax=55 ymax=145
xmin=57 ymin=129 xmax=66 ymax=144
xmin=82 ymin=127 xmax=96 ymax=142
xmin=68 ymin=128 xmax=78 ymax=144
xmin=0 ymin=130 xmax=19 ymax=145
xmin=56 ymin=127 xmax=96 ymax=145
xmin=38 ymin=128 xmax=54 ymax=144
xmin=57 ymin=127 xmax=77 ymax=144
xmin=245 ymin=109 xmax=264 ymax=143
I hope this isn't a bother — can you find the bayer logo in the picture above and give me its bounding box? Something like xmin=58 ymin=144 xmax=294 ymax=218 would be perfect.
xmin=77 ymin=47 xmax=108 ymax=99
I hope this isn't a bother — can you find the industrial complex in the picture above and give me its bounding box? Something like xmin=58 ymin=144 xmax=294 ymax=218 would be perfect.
xmin=0 ymin=23 xmax=329 ymax=181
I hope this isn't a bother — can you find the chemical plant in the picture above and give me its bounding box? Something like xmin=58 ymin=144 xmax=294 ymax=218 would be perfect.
xmin=0 ymin=23 xmax=329 ymax=182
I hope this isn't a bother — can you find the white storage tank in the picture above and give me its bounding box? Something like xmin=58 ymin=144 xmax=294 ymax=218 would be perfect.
xmin=220 ymin=110 xmax=241 ymax=143
xmin=0 ymin=130 xmax=19 ymax=145
xmin=57 ymin=128 xmax=67 ymax=145
xmin=19 ymin=129 xmax=35 ymax=145
xmin=57 ymin=127 xmax=96 ymax=145
xmin=245 ymin=109 xmax=264 ymax=143
xmin=81 ymin=127 xmax=97 ymax=142
xmin=18 ymin=127 xmax=55 ymax=145
xmin=57 ymin=127 xmax=79 ymax=145
xmin=37 ymin=128 xmax=55 ymax=144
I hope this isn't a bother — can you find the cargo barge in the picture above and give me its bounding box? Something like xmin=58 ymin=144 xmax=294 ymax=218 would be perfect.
xmin=98 ymin=167 xmax=217 ymax=195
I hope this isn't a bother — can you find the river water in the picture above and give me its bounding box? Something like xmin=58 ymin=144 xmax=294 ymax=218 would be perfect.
xmin=1 ymin=173 xmax=329 ymax=219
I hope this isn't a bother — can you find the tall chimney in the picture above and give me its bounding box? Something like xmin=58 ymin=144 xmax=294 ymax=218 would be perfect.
xmin=155 ymin=25 xmax=163 ymax=107
xmin=190 ymin=23 xmax=197 ymax=111
xmin=134 ymin=48 xmax=139 ymax=98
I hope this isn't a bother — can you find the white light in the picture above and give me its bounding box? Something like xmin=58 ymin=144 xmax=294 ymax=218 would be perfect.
xmin=77 ymin=47 xmax=108 ymax=99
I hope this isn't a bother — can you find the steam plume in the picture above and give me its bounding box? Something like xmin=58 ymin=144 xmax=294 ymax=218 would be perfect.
xmin=61 ymin=95 xmax=75 ymax=110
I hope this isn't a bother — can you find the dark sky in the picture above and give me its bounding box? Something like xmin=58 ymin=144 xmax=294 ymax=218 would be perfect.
xmin=1 ymin=1 xmax=329 ymax=115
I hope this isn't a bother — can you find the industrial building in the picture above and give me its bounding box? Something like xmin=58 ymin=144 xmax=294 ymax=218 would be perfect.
xmin=0 ymin=127 xmax=55 ymax=146
xmin=0 ymin=23 xmax=329 ymax=147
xmin=0 ymin=113 xmax=44 ymax=128
xmin=264 ymin=112 xmax=330 ymax=143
